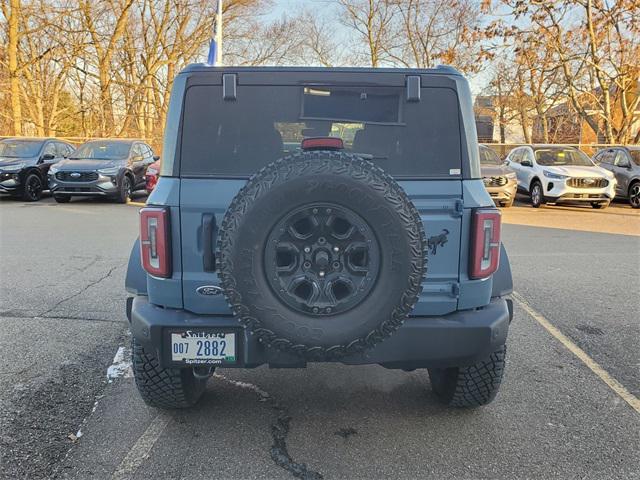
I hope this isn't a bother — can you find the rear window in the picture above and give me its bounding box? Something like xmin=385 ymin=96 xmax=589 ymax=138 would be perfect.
xmin=180 ymin=85 xmax=461 ymax=178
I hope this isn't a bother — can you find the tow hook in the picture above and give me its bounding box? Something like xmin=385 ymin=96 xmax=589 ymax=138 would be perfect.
xmin=192 ymin=366 xmax=214 ymax=380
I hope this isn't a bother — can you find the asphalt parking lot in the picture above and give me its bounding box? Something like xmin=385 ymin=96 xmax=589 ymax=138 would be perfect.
xmin=1 ymin=194 xmax=638 ymax=479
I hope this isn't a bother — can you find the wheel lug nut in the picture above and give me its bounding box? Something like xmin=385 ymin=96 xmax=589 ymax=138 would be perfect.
xmin=304 ymin=261 xmax=311 ymax=268
xmin=312 ymin=208 xmax=318 ymax=214
xmin=319 ymin=271 xmax=325 ymax=277
xmin=313 ymin=307 xmax=319 ymax=314
xmin=326 ymin=307 xmax=332 ymax=313
xmin=333 ymin=246 xmax=339 ymax=252
xmin=332 ymin=262 xmax=340 ymax=269
xmin=304 ymin=247 xmax=311 ymax=253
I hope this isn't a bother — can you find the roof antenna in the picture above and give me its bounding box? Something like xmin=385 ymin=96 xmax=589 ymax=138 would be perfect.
xmin=207 ymin=0 xmax=223 ymax=66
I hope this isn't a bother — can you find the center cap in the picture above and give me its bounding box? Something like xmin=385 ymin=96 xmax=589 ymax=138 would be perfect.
xmin=314 ymin=250 xmax=330 ymax=268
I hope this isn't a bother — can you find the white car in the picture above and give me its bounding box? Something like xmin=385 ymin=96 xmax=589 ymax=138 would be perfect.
xmin=506 ymin=145 xmax=616 ymax=209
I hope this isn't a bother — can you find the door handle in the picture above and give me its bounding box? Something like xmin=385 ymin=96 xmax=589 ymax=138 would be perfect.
xmin=202 ymin=214 xmax=216 ymax=272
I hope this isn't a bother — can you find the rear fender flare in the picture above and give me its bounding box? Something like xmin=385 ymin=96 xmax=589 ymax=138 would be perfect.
xmin=491 ymin=243 xmax=513 ymax=298
xmin=125 ymin=237 xmax=147 ymax=296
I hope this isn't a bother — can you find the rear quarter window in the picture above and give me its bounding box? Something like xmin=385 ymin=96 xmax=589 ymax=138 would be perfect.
xmin=179 ymin=85 xmax=462 ymax=178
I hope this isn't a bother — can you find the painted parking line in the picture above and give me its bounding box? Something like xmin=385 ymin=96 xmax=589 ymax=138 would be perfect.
xmin=127 ymin=201 xmax=146 ymax=207
xmin=111 ymin=414 xmax=171 ymax=480
xmin=512 ymin=291 xmax=640 ymax=415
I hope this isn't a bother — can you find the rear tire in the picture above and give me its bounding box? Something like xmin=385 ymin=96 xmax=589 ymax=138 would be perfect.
xmin=54 ymin=195 xmax=71 ymax=203
xmin=529 ymin=181 xmax=543 ymax=208
xmin=428 ymin=344 xmax=506 ymax=408
xmin=132 ymin=338 xmax=208 ymax=409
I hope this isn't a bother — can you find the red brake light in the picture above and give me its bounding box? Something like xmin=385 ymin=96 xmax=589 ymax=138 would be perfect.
xmin=301 ymin=137 xmax=344 ymax=151
xmin=140 ymin=207 xmax=171 ymax=278
xmin=469 ymin=208 xmax=501 ymax=279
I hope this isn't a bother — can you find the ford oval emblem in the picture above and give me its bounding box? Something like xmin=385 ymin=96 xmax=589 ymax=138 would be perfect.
xmin=196 ymin=285 xmax=224 ymax=296
xmin=70 ymin=172 xmax=81 ymax=178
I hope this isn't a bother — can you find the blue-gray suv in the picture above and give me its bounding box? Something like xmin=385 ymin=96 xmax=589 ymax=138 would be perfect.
xmin=125 ymin=66 xmax=514 ymax=409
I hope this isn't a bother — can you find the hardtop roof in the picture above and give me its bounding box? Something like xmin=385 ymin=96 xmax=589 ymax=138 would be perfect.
xmin=180 ymin=64 xmax=462 ymax=76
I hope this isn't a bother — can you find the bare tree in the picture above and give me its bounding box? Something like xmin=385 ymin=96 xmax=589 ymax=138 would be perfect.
xmin=337 ymin=0 xmax=398 ymax=67
xmin=487 ymin=0 xmax=640 ymax=143
xmin=392 ymin=0 xmax=484 ymax=72
xmin=1 ymin=0 xmax=24 ymax=134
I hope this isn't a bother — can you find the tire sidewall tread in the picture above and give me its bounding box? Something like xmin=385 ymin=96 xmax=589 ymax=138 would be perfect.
xmin=217 ymin=151 xmax=427 ymax=360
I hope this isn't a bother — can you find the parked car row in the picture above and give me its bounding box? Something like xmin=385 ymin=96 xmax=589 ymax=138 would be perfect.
xmin=0 ymin=137 xmax=158 ymax=203
xmin=480 ymin=144 xmax=640 ymax=209
xmin=1 ymin=137 xmax=636 ymax=209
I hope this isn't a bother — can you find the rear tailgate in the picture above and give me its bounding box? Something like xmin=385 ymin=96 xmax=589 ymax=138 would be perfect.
xmin=180 ymin=178 xmax=462 ymax=316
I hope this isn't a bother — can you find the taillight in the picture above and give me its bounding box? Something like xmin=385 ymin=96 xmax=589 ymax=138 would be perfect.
xmin=140 ymin=207 xmax=171 ymax=278
xmin=469 ymin=208 xmax=501 ymax=279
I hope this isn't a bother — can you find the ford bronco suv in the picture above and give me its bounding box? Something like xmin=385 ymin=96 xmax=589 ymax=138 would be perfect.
xmin=125 ymin=65 xmax=514 ymax=410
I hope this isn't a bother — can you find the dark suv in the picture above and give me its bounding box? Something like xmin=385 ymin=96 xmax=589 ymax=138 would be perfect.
xmin=125 ymin=66 xmax=514 ymax=409
xmin=593 ymin=146 xmax=640 ymax=208
xmin=0 ymin=137 xmax=74 ymax=201
xmin=48 ymin=139 xmax=156 ymax=203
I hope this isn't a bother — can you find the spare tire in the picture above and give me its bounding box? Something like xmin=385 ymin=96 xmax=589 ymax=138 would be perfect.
xmin=218 ymin=151 xmax=427 ymax=360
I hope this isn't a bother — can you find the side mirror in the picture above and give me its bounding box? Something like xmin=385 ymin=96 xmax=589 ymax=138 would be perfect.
xmin=153 ymin=155 xmax=160 ymax=162
xmin=41 ymin=153 xmax=55 ymax=162
xmin=521 ymin=159 xmax=532 ymax=167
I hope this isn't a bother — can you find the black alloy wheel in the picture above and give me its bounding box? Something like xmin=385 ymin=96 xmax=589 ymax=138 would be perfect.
xmin=629 ymin=183 xmax=640 ymax=209
xmin=118 ymin=175 xmax=132 ymax=204
xmin=264 ymin=203 xmax=380 ymax=317
xmin=22 ymin=173 xmax=43 ymax=202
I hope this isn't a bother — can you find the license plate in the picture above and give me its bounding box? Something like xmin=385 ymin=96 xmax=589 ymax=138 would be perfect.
xmin=170 ymin=331 xmax=237 ymax=365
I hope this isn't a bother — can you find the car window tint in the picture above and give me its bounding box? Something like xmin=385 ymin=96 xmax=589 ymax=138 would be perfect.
xmin=42 ymin=143 xmax=56 ymax=156
xmin=523 ymin=149 xmax=534 ymax=163
xmin=132 ymin=144 xmax=143 ymax=158
xmin=598 ymin=150 xmax=615 ymax=164
xmin=509 ymin=149 xmax=523 ymax=163
xmin=180 ymin=84 xmax=462 ymax=178
xmin=55 ymin=143 xmax=68 ymax=157
xmin=614 ymin=151 xmax=629 ymax=167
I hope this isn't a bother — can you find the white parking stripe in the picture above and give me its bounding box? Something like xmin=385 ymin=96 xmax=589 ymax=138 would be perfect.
xmin=512 ymin=291 xmax=640 ymax=415
xmin=111 ymin=414 xmax=171 ymax=480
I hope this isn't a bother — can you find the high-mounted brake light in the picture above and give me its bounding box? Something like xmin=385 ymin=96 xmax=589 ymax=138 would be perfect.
xmin=301 ymin=137 xmax=344 ymax=151
xmin=140 ymin=207 xmax=171 ymax=278
xmin=469 ymin=208 xmax=501 ymax=279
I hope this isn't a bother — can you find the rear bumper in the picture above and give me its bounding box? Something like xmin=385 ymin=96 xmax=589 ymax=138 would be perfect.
xmin=128 ymin=296 xmax=512 ymax=370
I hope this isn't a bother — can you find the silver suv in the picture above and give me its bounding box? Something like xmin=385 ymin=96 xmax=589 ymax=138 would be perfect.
xmin=593 ymin=146 xmax=640 ymax=209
